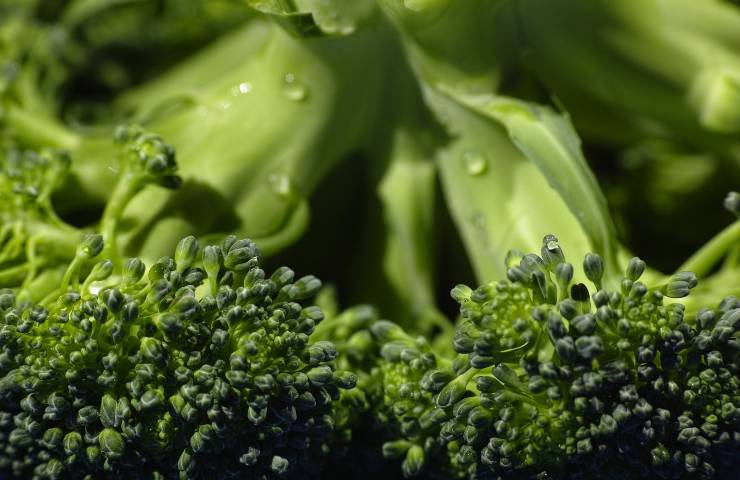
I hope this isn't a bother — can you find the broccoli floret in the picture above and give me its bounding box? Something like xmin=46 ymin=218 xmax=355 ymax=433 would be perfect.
xmin=325 ymin=235 xmax=739 ymax=479
xmin=0 ymin=126 xmax=180 ymax=303
xmin=437 ymin=237 xmax=738 ymax=479
xmin=0 ymin=234 xmax=355 ymax=479
xmin=313 ymin=304 xmax=456 ymax=479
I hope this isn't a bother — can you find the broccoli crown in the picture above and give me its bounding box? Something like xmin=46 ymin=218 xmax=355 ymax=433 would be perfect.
xmin=345 ymin=235 xmax=739 ymax=479
xmin=0 ymin=234 xmax=356 ymax=479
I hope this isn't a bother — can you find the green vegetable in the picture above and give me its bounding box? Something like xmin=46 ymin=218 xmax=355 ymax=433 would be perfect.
xmin=321 ymin=235 xmax=739 ymax=479
xmin=1 ymin=1 xmax=740 ymax=479
xmin=0 ymin=232 xmax=355 ymax=478
xmin=2 ymin=1 xmax=390 ymax=262
xmin=0 ymin=126 xmax=179 ymax=304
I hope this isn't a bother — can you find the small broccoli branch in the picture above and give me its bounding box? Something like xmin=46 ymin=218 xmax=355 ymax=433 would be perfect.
xmin=1 ymin=103 xmax=81 ymax=151
xmin=677 ymin=192 xmax=740 ymax=278
xmin=678 ymin=219 xmax=740 ymax=276
xmin=0 ymin=125 xmax=181 ymax=302
xmin=0 ymin=149 xmax=80 ymax=300
xmin=98 ymin=125 xmax=180 ymax=265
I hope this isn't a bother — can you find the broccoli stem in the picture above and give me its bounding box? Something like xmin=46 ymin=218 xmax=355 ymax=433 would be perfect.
xmin=0 ymin=263 xmax=30 ymax=285
xmin=3 ymin=104 xmax=80 ymax=150
xmin=99 ymin=171 xmax=140 ymax=267
xmin=676 ymin=219 xmax=740 ymax=277
xmin=18 ymin=227 xmax=82 ymax=297
xmin=59 ymin=254 xmax=85 ymax=292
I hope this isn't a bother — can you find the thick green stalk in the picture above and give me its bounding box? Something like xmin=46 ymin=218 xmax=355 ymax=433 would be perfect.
xmin=515 ymin=0 xmax=740 ymax=150
xmin=378 ymin=0 xmax=622 ymax=287
xmin=0 ymin=263 xmax=29 ymax=284
xmin=63 ymin=19 xmax=392 ymax=261
xmin=2 ymin=104 xmax=81 ymax=150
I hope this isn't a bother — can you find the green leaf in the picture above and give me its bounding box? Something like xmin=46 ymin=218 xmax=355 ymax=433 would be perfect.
xmin=432 ymin=91 xmax=596 ymax=284
xmin=446 ymin=93 xmax=620 ymax=282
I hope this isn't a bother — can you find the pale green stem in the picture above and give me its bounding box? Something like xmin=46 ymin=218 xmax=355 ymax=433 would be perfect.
xmin=0 ymin=262 xmax=30 ymax=285
xmin=99 ymin=171 xmax=140 ymax=266
xmin=677 ymin=220 xmax=740 ymax=277
xmin=60 ymin=255 xmax=85 ymax=291
xmin=20 ymin=235 xmax=42 ymax=291
xmin=4 ymin=104 xmax=80 ymax=150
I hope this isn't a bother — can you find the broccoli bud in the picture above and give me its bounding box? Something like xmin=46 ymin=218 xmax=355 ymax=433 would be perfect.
xmin=724 ymin=191 xmax=740 ymax=218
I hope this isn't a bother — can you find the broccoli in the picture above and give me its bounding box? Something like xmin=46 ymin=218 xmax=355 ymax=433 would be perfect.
xmin=1 ymin=2 xmax=739 ymax=479
xmin=0 ymin=125 xmax=179 ymax=304
xmin=321 ymin=235 xmax=739 ymax=479
xmin=0 ymin=126 xmax=355 ymax=478
xmin=0 ymin=231 xmax=355 ymax=479
xmin=1 ymin=0 xmax=391 ymax=262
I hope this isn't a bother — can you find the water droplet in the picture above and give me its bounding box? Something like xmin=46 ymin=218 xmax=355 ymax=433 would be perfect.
xmin=543 ymin=234 xmax=559 ymax=251
xmin=282 ymin=73 xmax=308 ymax=102
xmin=220 ymin=101 xmax=232 ymax=110
xmin=462 ymin=151 xmax=487 ymax=176
xmin=231 ymin=82 xmax=252 ymax=96
xmin=268 ymin=173 xmax=291 ymax=196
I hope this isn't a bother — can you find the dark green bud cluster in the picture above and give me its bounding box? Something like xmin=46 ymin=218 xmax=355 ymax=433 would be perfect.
xmin=312 ymin=305 xmax=462 ymax=479
xmin=369 ymin=320 xmax=452 ymax=478
xmin=356 ymin=235 xmax=739 ymax=479
xmin=113 ymin=125 xmax=180 ymax=189
xmin=0 ymin=234 xmax=355 ymax=479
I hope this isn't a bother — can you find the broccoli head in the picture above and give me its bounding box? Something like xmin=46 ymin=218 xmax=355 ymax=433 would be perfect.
xmin=324 ymin=235 xmax=739 ymax=479
xmin=0 ymin=234 xmax=356 ymax=479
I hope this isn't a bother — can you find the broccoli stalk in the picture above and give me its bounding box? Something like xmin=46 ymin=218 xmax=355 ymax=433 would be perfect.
xmin=512 ymin=0 xmax=740 ymax=142
xmin=377 ymin=0 xmax=740 ymax=297
xmin=376 ymin=0 xmax=622 ymax=287
xmin=3 ymin=7 xmax=394 ymax=262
